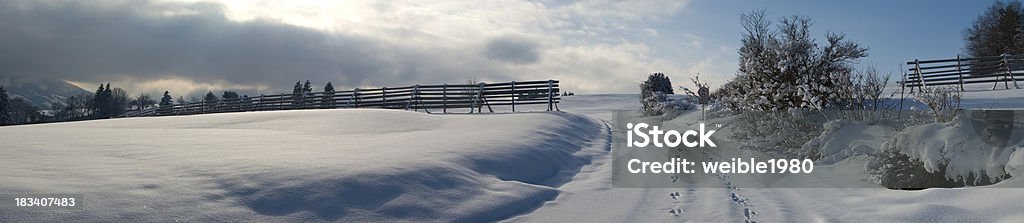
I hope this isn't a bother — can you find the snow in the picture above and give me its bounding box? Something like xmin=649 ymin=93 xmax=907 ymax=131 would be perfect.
xmin=0 ymin=109 xmax=609 ymax=222
xmin=2 ymin=90 xmax=1024 ymax=222
xmin=883 ymin=110 xmax=1024 ymax=182
xmin=803 ymin=120 xmax=893 ymax=165
xmin=516 ymin=99 xmax=1024 ymax=222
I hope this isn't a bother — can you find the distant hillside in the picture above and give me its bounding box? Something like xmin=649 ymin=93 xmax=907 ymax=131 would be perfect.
xmin=0 ymin=77 xmax=91 ymax=107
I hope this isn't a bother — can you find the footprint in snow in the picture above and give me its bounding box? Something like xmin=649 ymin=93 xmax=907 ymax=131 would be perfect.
xmin=744 ymin=208 xmax=757 ymax=223
xmin=669 ymin=205 xmax=684 ymax=216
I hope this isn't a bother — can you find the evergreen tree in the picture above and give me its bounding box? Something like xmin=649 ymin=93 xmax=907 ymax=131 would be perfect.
xmin=302 ymin=80 xmax=313 ymax=93
xmin=0 ymin=85 xmax=10 ymax=125
xmin=221 ymin=91 xmax=239 ymax=99
xmin=642 ymin=73 xmax=674 ymax=95
xmin=102 ymin=83 xmax=114 ymax=118
xmin=159 ymin=91 xmax=173 ymax=115
xmin=91 ymin=84 xmax=109 ymax=118
xmin=640 ymin=73 xmax=675 ymax=115
xmin=324 ymin=82 xmax=334 ymax=92
xmin=291 ymin=81 xmax=304 ymax=105
xmin=219 ymin=91 xmax=239 ymax=110
xmin=204 ymin=91 xmax=218 ymax=102
xmin=204 ymin=91 xmax=219 ymax=111
xmin=322 ymin=82 xmax=335 ymax=108
xmin=292 ymin=81 xmax=303 ymax=94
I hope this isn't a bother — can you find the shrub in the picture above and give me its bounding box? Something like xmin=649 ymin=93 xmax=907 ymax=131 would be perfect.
xmin=912 ymin=86 xmax=962 ymax=123
xmin=720 ymin=10 xmax=868 ymax=111
xmin=641 ymin=92 xmax=695 ymax=117
xmin=640 ymin=73 xmax=675 ymax=116
xmin=731 ymin=110 xmax=823 ymax=157
xmin=868 ymin=149 xmax=959 ymax=189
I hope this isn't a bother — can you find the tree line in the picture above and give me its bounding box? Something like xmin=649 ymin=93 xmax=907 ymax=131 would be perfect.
xmin=0 ymin=80 xmax=337 ymax=126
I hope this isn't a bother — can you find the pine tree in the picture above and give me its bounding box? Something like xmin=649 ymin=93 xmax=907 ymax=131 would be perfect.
xmin=640 ymin=73 xmax=675 ymax=116
xmin=91 ymin=84 xmax=108 ymax=118
xmin=100 ymin=83 xmax=115 ymax=118
xmin=221 ymin=91 xmax=239 ymax=99
xmin=322 ymin=82 xmax=335 ymax=108
xmin=324 ymin=82 xmax=334 ymax=92
xmin=302 ymin=80 xmax=313 ymax=93
xmin=204 ymin=91 xmax=218 ymax=102
xmin=0 ymin=85 xmax=10 ymax=125
xmin=204 ymin=91 xmax=219 ymax=111
xmin=291 ymin=81 xmax=303 ymax=105
xmin=159 ymin=91 xmax=173 ymax=115
xmin=292 ymin=81 xmax=302 ymax=94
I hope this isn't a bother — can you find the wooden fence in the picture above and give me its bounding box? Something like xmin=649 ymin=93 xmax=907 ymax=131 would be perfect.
xmin=902 ymin=54 xmax=1023 ymax=91
xmin=119 ymin=80 xmax=560 ymax=117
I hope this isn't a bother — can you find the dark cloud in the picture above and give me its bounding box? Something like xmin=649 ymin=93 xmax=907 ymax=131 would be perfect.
xmin=0 ymin=0 xmax=516 ymax=95
xmin=483 ymin=36 xmax=541 ymax=65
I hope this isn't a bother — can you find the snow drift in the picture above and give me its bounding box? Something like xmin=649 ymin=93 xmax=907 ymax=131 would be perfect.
xmin=0 ymin=109 xmax=609 ymax=222
xmin=881 ymin=110 xmax=1024 ymax=183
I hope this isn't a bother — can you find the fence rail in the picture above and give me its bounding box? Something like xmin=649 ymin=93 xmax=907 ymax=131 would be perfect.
xmin=119 ymin=80 xmax=561 ymax=118
xmin=901 ymin=54 xmax=1023 ymax=91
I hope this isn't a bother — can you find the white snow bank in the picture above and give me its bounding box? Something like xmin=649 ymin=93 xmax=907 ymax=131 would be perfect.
xmin=802 ymin=120 xmax=894 ymax=164
xmin=958 ymin=86 xmax=1024 ymax=109
xmin=882 ymin=110 xmax=1024 ymax=183
xmin=0 ymin=109 xmax=608 ymax=222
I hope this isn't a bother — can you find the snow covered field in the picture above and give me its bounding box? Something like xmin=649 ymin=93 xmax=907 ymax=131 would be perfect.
xmin=2 ymin=88 xmax=1024 ymax=222
xmin=0 ymin=109 xmax=609 ymax=222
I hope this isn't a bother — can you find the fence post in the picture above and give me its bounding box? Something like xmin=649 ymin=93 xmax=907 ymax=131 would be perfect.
xmin=1002 ymin=54 xmax=1012 ymax=89
xmin=470 ymin=84 xmax=478 ymax=114
xmin=511 ymin=81 xmax=516 ymax=112
xmin=898 ymin=68 xmax=906 ymax=119
xmin=1006 ymin=54 xmax=1021 ymax=89
xmin=353 ymin=88 xmax=360 ymax=108
xmin=957 ymin=55 xmax=964 ymax=91
xmin=443 ymin=84 xmax=448 ymax=113
xmin=407 ymin=84 xmax=418 ymax=111
xmin=382 ymin=87 xmax=388 ymax=108
xmin=479 ymin=82 xmax=492 ymax=113
xmin=547 ymin=79 xmax=553 ymax=111
xmin=914 ymin=59 xmax=925 ymax=92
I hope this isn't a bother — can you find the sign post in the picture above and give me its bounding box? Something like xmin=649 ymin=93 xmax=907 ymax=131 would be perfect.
xmin=697 ymin=86 xmax=709 ymax=121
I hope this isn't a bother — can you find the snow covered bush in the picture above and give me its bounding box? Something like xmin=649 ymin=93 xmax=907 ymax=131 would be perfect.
xmin=826 ymin=67 xmax=898 ymax=124
xmin=868 ymin=148 xmax=959 ymax=189
xmin=640 ymin=73 xmax=681 ymax=116
xmin=912 ymin=85 xmax=962 ymax=123
xmin=640 ymin=91 xmax=695 ymax=118
xmin=868 ymin=111 xmax=1022 ymax=188
xmin=718 ymin=10 xmax=868 ymax=111
xmin=732 ymin=110 xmax=823 ymax=157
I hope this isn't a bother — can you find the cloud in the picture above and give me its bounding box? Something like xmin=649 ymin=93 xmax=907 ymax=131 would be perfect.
xmin=1 ymin=1 xmax=404 ymax=95
xmin=0 ymin=0 xmax=704 ymax=96
xmin=483 ymin=35 xmax=542 ymax=64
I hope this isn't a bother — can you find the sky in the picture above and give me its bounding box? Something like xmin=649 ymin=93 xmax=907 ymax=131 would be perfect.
xmin=0 ymin=0 xmax=1004 ymax=97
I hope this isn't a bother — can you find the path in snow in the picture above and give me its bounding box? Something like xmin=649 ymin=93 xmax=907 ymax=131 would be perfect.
xmin=511 ymin=93 xmax=1024 ymax=222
